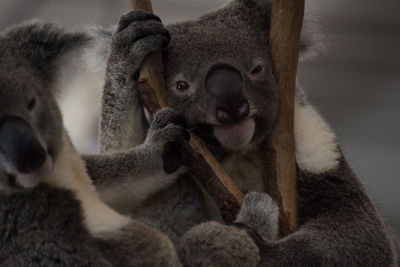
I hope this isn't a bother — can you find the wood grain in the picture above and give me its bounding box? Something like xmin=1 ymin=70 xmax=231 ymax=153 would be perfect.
xmin=265 ymin=0 xmax=304 ymax=236
xmin=131 ymin=0 xmax=244 ymax=222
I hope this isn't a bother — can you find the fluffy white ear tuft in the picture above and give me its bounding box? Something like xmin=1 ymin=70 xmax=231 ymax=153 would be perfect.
xmin=228 ymin=0 xmax=325 ymax=61
xmin=85 ymin=26 xmax=113 ymax=72
xmin=294 ymin=95 xmax=340 ymax=174
xmin=56 ymin=26 xmax=113 ymax=153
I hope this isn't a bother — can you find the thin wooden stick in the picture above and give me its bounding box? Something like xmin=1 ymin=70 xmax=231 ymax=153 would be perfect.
xmin=130 ymin=0 xmax=244 ymax=223
xmin=265 ymin=0 xmax=303 ymax=236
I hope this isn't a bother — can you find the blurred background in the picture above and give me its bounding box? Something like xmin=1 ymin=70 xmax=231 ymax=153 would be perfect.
xmin=0 ymin=0 xmax=398 ymax=235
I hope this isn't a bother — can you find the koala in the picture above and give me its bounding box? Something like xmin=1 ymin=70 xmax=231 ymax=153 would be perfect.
xmin=83 ymin=11 xmax=278 ymax=248
xmin=0 ymin=21 xmax=181 ymax=266
xmin=76 ymin=1 xmax=400 ymax=266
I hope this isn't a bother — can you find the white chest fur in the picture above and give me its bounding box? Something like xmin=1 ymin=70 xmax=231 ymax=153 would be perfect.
xmin=43 ymin=133 xmax=130 ymax=236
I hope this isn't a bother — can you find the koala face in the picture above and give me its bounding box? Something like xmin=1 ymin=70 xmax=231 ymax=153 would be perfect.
xmin=0 ymin=56 xmax=63 ymax=193
xmin=163 ymin=0 xmax=321 ymax=152
xmin=164 ymin=1 xmax=278 ymax=151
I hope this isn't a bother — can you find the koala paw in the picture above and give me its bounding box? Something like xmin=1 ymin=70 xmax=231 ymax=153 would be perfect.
xmin=235 ymin=192 xmax=279 ymax=241
xmin=146 ymin=108 xmax=189 ymax=174
xmin=96 ymin=221 xmax=180 ymax=267
xmin=178 ymin=222 xmax=260 ymax=267
xmin=110 ymin=10 xmax=170 ymax=71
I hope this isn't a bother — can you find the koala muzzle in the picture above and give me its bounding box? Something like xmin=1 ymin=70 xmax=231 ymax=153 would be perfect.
xmin=0 ymin=117 xmax=47 ymax=173
xmin=206 ymin=65 xmax=249 ymax=124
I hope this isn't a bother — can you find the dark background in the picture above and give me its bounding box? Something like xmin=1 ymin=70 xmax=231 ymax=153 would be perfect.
xmin=1 ymin=0 xmax=398 ymax=235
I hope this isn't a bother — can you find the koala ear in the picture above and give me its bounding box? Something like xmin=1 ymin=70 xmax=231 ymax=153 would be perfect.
xmin=227 ymin=0 xmax=325 ymax=61
xmin=1 ymin=21 xmax=89 ymax=79
xmin=84 ymin=26 xmax=113 ymax=73
xmin=227 ymin=0 xmax=272 ymax=31
xmin=232 ymin=0 xmax=272 ymax=11
xmin=299 ymin=1 xmax=326 ymax=61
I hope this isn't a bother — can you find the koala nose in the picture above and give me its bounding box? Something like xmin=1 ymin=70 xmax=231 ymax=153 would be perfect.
xmin=236 ymin=100 xmax=250 ymax=121
xmin=216 ymin=100 xmax=250 ymax=124
xmin=0 ymin=117 xmax=46 ymax=173
xmin=206 ymin=65 xmax=249 ymax=124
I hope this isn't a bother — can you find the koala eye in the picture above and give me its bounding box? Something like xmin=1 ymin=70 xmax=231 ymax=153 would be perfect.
xmin=27 ymin=96 xmax=36 ymax=111
xmin=251 ymin=65 xmax=263 ymax=75
xmin=176 ymin=81 xmax=190 ymax=91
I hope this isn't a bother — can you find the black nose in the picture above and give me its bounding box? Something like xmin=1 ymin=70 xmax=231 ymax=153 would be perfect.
xmin=216 ymin=100 xmax=250 ymax=124
xmin=206 ymin=65 xmax=249 ymax=124
xmin=0 ymin=117 xmax=46 ymax=173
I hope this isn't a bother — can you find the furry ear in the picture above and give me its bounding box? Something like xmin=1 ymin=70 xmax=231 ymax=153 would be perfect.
xmin=299 ymin=0 xmax=326 ymax=61
xmin=227 ymin=0 xmax=272 ymax=31
xmin=232 ymin=0 xmax=272 ymax=12
xmin=84 ymin=26 xmax=113 ymax=73
xmin=231 ymin=0 xmax=272 ymax=11
xmin=227 ymin=0 xmax=325 ymax=61
xmin=0 ymin=21 xmax=90 ymax=81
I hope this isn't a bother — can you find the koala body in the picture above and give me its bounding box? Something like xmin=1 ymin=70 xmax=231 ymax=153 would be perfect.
xmin=78 ymin=1 xmax=400 ymax=266
xmin=0 ymin=22 xmax=181 ymax=266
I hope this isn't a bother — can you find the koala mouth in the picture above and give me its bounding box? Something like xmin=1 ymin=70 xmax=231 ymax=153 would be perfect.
xmin=213 ymin=117 xmax=255 ymax=150
xmin=0 ymin=118 xmax=55 ymax=190
xmin=16 ymin=154 xmax=53 ymax=188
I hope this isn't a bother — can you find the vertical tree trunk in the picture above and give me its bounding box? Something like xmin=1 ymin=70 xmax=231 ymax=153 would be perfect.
xmin=265 ymin=0 xmax=304 ymax=236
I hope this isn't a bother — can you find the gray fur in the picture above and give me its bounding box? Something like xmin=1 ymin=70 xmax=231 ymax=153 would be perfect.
xmin=250 ymin=157 xmax=398 ymax=266
xmin=99 ymin=11 xmax=169 ymax=153
xmin=178 ymin=222 xmax=260 ymax=267
xmin=83 ymin=108 xmax=189 ymax=215
xmin=235 ymin=192 xmax=279 ymax=241
xmin=90 ymin=0 xmax=399 ymax=265
xmin=178 ymin=192 xmax=278 ymax=267
xmin=0 ymin=21 xmax=181 ymax=266
xmin=96 ymin=221 xmax=181 ymax=267
xmin=0 ymin=184 xmax=111 ymax=267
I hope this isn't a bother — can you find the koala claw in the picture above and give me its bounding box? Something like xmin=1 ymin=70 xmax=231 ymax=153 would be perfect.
xmin=147 ymin=109 xmax=187 ymax=144
xmin=146 ymin=108 xmax=188 ymax=174
xmin=151 ymin=108 xmax=187 ymax=130
xmin=117 ymin=10 xmax=162 ymax=32
xmin=114 ymin=10 xmax=169 ymax=47
xmin=110 ymin=10 xmax=170 ymax=73
xmin=235 ymin=192 xmax=279 ymax=241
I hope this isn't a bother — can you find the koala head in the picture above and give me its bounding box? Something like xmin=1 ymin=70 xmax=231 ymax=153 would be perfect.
xmin=0 ymin=23 xmax=75 ymax=194
xmin=163 ymin=0 xmax=322 ymax=152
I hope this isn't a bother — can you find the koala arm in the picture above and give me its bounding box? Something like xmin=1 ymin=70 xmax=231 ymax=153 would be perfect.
xmin=254 ymin=156 xmax=398 ymax=266
xmin=82 ymin=149 xmax=183 ymax=214
xmin=83 ymin=108 xmax=187 ymax=213
xmin=100 ymin=11 xmax=170 ymax=153
xmin=179 ymin=155 xmax=398 ymax=267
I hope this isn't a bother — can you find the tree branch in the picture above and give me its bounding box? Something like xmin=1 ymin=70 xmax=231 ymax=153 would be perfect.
xmin=265 ymin=0 xmax=304 ymax=236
